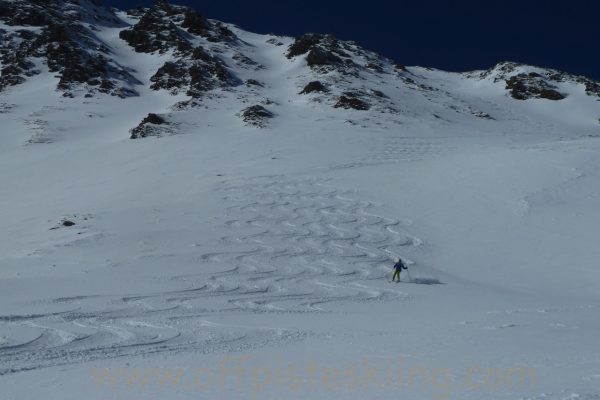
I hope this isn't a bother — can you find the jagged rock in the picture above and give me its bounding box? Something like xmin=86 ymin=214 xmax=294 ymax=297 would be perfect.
xmin=538 ymin=89 xmax=566 ymax=100
xmin=123 ymin=0 xmax=235 ymax=44
xmin=148 ymin=45 xmax=237 ymax=97
xmin=190 ymin=45 xmax=211 ymax=61
xmin=119 ymin=9 xmax=191 ymax=54
xmin=180 ymin=7 xmax=236 ymax=42
xmin=0 ymin=0 xmax=138 ymax=97
xmin=334 ymin=92 xmax=370 ymax=110
xmin=241 ymin=105 xmax=273 ymax=127
xmin=130 ymin=113 xmax=168 ymax=139
xmin=306 ymin=47 xmax=342 ymax=67
xmin=287 ymin=33 xmax=354 ymax=71
xmin=150 ymin=61 xmax=188 ymax=92
xmin=181 ymin=9 xmax=210 ymax=35
xmin=478 ymin=62 xmax=600 ymax=100
xmin=188 ymin=58 xmax=235 ymax=95
xmin=119 ymin=3 xmax=240 ymax=97
xmin=287 ymin=33 xmax=322 ymax=58
xmin=584 ymin=81 xmax=600 ymax=97
xmin=505 ymin=74 xmax=566 ymax=100
xmin=300 ymin=81 xmax=328 ymax=94
xmin=153 ymin=0 xmax=179 ymax=16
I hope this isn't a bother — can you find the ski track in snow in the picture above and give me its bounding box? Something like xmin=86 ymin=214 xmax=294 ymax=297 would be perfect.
xmin=203 ymin=175 xmax=420 ymax=310
xmin=0 ymin=175 xmax=420 ymax=375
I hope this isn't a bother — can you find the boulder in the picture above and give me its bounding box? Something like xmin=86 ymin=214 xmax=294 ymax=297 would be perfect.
xmin=130 ymin=113 xmax=167 ymax=139
xmin=334 ymin=92 xmax=370 ymax=110
xmin=241 ymin=105 xmax=273 ymax=127
xmin=300 ymin=81 xmax=328 ymax=94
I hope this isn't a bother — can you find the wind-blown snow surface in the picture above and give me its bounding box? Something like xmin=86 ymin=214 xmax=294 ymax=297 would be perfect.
xmin=1 ymin=9 xmax=600 ymax=400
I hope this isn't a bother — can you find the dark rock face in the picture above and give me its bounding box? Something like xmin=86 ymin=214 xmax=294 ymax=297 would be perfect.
xmin=181 ymin=9 xmax=210 ymax=35
xmin=287 ymin=32 xmax=392 ymax=77
xmin=287 ymin=33 xmax=354 ymax=70
xmin=505 ymin=73 xmax=566 ymax=101
xmin=300 ymin=81 xmax=328 ymax=94
xmin=119 ymin=2 xmax=240 ymax=97
xmin=287 ymin=33 xmax=322 ymax=58
xmin=149 ymin=45 xmax=237 ymax=97
xmin=120 ymin=0 xmax=236 ymax=54
xmin=334 ymin=92 xmax=370 ymax=110
xmin=241 ymin=105 xmax=273 ymax=127
xmin=130 ymin=113 xmax=168 ymax=139
xmin=119 ymin=9 xmax=191 ymax=54
xmin=0 ymin=0 xmax=138 ymax=97
xmin=584 ymin=81 xmax=600 ymax=97
xmin=150 ymin=62 xmax=188 ymax=92
xmin=306 ymin=47 xmax=343 ymax=67
xmin=181 ymin=9 xmax=234 ymax=42
xmin=479 ymin=62 xmax=600 ymax=101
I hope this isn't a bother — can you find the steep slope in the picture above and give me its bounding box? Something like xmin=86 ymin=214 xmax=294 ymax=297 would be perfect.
xmin=0 ymin=0 xmax=140 ymax=97
xmin=1 ymin=0 xmax=598 ymax=139
xmin=1 ymin=2 xmax=600 ymax=400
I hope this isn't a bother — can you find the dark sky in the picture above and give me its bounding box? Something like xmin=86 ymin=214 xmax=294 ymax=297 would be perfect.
xmin=104 ymin=0 xmax=600 ymax=80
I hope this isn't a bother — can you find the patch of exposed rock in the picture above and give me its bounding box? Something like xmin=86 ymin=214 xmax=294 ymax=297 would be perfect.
xmin=0 ymin=0 xmax=139 ymax=97
xmin=120 ymin=1 xmax=241 ymax=97
xmin=334 ymin=92 xmax=370 ymax=110
xmin=241 ymin=105 xmax=273 ymax=127
xmin=478 ymin=62 xmax=600 ymax=100
xmin=505 ymin=73 xmax=566 ymax=100
xmin=300 ymin=81 xmax=328 ymax=94
xmin=130 ymin=113 xmax=170 ymax=139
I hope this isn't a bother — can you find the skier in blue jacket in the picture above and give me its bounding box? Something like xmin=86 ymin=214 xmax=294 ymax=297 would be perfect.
xmin=392 ymin=258 xmax=407 ymax=282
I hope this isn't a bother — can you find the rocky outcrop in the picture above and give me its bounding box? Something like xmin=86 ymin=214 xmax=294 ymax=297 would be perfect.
xmin=181 ymin=9 xmax=235 ymax=42
xmin=119 ymin=9 xmax=191 ymax=54
xmin=241 ymin=105 xmax=273 ymax=127
xmin=0 ymin=0 xmax=139 ymax=97
xmin=286 ymin=32 xmax=394 ymax=78
xmin=148 ymin=45 xmax=238 ymax=97
xmin=300 ymin=81 xmax=328 ymax=94
xmin=120 ymin=1 xmax=240 ymax=97
xmin=334 ymin=92 xmax=370 ymax=110
xmin=478 ymin=62 xmax=600 ymax=100
xmin=287 ymin=33 xmax=347 ymax=68
xmin=130 ymin=113 xmax=169 ymax=139
xmin=120 ymin=0 xmax=236 ymax=54
xmin=505 ymin=73 xmax=566 ymax=101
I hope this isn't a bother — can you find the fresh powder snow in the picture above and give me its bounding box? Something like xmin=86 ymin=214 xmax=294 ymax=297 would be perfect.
xmin=1 ymin=1 xmax=600 ymax=399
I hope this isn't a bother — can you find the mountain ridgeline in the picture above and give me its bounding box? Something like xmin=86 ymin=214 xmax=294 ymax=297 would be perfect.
xmin=0 ymin=0 xmax=599 ymax=138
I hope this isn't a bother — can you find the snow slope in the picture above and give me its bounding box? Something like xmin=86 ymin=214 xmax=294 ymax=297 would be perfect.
xmin=1 ymin=2 xmax=600 ymax=399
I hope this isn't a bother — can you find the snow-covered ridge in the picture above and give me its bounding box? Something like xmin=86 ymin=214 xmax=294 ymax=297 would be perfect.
xmin=1 ymin=0 xmax=599 ymax=137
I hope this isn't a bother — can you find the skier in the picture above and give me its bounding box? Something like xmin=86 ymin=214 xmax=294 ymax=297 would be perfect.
xmin=391 ymin=258 xmax=407 ymax=282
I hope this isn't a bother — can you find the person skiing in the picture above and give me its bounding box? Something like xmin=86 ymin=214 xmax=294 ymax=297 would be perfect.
xmin=391 ymin=258 xmax=407 ymax=282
